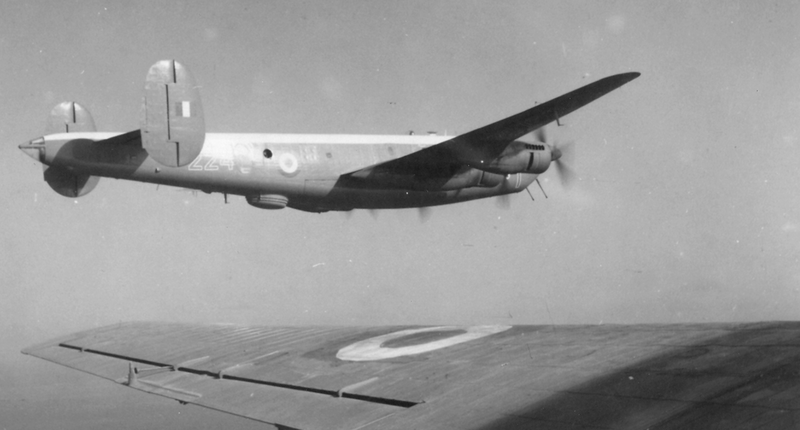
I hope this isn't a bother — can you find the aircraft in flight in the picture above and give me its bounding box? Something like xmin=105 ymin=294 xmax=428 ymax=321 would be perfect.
xmin=19 ymin=60 xmax=638 ymax=213
xmin=25 ymin=320 xmax=800 ymax=429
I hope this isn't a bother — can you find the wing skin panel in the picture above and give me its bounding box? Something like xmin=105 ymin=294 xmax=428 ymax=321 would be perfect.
xmin=24 ymin=333 xmax=406 ymax=430
xmin=24 ymin=322 xmax=800 ymax=430
xmin=23 ymin=336 xmax=128 ymax=382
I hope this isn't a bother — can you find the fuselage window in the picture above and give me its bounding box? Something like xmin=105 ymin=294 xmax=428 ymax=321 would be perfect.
xmin=263 ymin=149 xmax=273 ymax=159
xmin=326 ymin=152 xmax=332 ymax=159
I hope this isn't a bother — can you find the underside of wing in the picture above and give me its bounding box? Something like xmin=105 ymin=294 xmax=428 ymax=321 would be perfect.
xmin=344 ymin=72 xmax=640 ymax=184
xmin=24 ymin=321 xmax=800 ymax=430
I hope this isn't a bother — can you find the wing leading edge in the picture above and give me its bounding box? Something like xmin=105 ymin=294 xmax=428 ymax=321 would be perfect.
xmin=24 ymin=321 xmax=800 ymax=430
xmin=346 ymin=72 xmax=640 ymax=180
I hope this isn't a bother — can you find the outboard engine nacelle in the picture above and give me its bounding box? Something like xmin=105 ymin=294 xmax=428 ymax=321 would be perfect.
xmin=523 ymin=143 xmax=552 ymax=174
xmin=470 ymin=141 xmax=553 ymax=175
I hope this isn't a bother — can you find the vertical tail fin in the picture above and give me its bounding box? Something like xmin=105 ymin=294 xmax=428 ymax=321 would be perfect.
xmin=46 ymin=101 xmax=96 ymax=134
xmin=140 ymin=60 xmax=206 ymax=167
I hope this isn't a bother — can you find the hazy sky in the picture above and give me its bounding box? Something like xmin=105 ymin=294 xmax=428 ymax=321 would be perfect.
xmin=2 ymin=1 xmax=799 ymax=428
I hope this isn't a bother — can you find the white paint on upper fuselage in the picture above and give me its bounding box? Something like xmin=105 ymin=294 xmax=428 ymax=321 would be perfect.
xmin=209 ymin=133 xmax=450 ymax=146
xmin=42 ymin=131 xmax=451 ymax=178
xmin=45 ymin=132 xmax=450 ymax=146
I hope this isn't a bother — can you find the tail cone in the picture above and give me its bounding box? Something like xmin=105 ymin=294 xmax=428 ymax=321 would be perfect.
xmin=19 ymin=138 xmax=45 ymax=162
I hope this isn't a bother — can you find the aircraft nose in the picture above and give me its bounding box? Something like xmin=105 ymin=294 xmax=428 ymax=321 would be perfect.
xmin=19 ymin=137 xmax=45 ymax=162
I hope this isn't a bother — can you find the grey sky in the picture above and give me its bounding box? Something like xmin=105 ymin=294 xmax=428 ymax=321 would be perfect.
xmin=2 ymin=1 xmax=799 ymax=428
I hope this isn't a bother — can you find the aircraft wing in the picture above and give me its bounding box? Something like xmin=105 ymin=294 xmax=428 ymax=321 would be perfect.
xmin=346 ymin=72 xmax=639 ymax=180
xmin=23 ymin=322 xmax=800 ymax=429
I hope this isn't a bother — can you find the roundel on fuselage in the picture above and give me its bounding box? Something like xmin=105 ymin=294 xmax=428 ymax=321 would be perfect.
xmin=278 ymin=152 xmax=299 ymax=177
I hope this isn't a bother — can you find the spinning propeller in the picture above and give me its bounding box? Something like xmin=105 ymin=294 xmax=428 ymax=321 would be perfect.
xmin=534 ymin=128 xmax=576 ymax=188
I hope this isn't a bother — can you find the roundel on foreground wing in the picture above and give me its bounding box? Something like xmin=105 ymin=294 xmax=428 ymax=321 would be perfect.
xmin=336 ymin=325 xmax=511 ymax=361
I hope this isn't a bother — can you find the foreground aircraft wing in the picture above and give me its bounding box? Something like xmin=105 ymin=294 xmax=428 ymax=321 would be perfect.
xmin=23 ymin=322 xmax=800 ymax=429
xmin=346 ymin=72 xmax=639 ymax=180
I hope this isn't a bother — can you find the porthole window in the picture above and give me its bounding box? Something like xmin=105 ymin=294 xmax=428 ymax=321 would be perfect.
xmin=263 ymin=149 xmax=273 ymax=159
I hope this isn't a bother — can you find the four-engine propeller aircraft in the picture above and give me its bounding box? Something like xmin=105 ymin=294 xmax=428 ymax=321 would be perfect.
xmin=24 ymin=321 xmax=800 ymax=429
xmin=19 ymin=60 xmax=639 ymax=212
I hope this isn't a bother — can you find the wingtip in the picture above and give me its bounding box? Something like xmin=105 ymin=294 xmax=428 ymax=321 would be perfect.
xmin=597 ymin=72 xmax=640 ymax=87
xmin=624 ymin=71 xmax=641 ymax=81
xmin=612 ymin=71 xmax=641 ymax=86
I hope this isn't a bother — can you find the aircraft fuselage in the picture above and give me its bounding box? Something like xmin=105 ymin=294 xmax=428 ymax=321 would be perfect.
xmin=20 ymin=61 xmax=639 ymax=212
xmin=29 ymin=132 xmax=537 ymax=212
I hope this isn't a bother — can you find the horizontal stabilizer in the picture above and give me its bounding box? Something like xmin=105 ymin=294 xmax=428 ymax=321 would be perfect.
xmin=140 ymin=60 xmax=205 ymax=167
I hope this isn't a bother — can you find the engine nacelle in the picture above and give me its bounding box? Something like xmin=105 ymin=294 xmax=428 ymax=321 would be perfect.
xmin=475 ymin=170 xmax=506 ymax=187
xmin=413 ymin=167 xmax=482 ymax=191
xmin=411 ymin=169 xmax=509 ymax=191
xmin=470 ymin=141 xmax=553 ymax=175
xmin=359 ymin=166 xmax=488 ymax=192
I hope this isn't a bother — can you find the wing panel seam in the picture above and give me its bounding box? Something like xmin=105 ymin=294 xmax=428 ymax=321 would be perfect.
xmin=57 ymin=343 xmax=418 ymax=409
